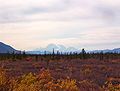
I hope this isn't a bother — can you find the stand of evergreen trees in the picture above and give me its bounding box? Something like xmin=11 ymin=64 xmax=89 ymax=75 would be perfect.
xmin=0 ymin=49 xmax=120 ymax=61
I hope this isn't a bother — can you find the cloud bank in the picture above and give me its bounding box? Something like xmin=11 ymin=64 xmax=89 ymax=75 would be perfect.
xmin=0 ymin=0 xmax=120 ymax=50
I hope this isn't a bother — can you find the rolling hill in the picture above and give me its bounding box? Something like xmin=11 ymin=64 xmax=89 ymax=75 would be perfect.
xmin=0 ymin=42 xmax=18 ymax=53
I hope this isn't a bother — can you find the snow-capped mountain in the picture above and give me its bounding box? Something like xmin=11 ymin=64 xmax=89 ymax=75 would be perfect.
xmin=27 ymin=44 xmax=80 ymax=54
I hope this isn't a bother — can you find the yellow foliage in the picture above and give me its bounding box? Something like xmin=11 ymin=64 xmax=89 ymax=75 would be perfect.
xmin=0 ymin=67 xmax=79 ymax=91
xmin=0 ymin=68 xmax=7 ymax=85
xmin=104 ymin=81 xmax=120 ymax=91
xmin=0 ymin=68 xmax=10 ymax=91
xmin=58 ymin=77 xmax=79 ymax=91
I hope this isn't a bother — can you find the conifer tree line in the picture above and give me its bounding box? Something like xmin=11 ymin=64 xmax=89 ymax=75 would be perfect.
xmin=0 ymin=48 xmax=120 ymax=61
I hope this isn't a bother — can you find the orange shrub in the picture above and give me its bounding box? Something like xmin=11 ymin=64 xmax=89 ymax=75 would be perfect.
xmin=58 ymin=77 xmax=79 ymax=91
xmin=0 ymin=67 xmax=79 ymax=91
xmin=0 ymin=68 xmax=10 ymax=91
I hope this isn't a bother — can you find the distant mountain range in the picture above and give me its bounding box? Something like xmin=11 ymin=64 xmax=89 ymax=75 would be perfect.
xmin=0 ymin=42 xmax=18 ymax=53
xmin=0 ymin=42 xmax=120 ymax=54
xmin=90 ymin=48 xmax=120 ymax=53
xmin=28 ymin=44 xmax=120 ymax=54
xmin=27 ymin=44 xmax=80 ymax=54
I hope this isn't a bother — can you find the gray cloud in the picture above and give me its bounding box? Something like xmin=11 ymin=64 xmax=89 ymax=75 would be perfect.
xmin=0 ymin=0 xmax=120 ymax=50
xmin=0 ymin=0 xmax=120 ymax=23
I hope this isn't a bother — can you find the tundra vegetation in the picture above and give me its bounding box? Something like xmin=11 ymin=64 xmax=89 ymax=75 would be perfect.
xmin=0 ymin=49 xmax=120 ymax=91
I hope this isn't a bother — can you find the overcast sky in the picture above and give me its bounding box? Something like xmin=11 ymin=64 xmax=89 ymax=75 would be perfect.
xmin=0 ymin=0 xmax=120 ymax=50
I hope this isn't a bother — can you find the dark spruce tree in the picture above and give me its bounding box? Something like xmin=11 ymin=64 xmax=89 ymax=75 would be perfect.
xmin=81 ymin=48 xmax=86 ymax=59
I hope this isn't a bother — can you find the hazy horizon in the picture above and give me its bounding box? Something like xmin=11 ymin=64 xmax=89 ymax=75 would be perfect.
xmin=0 ymin=0 xmax=120 ymax=50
